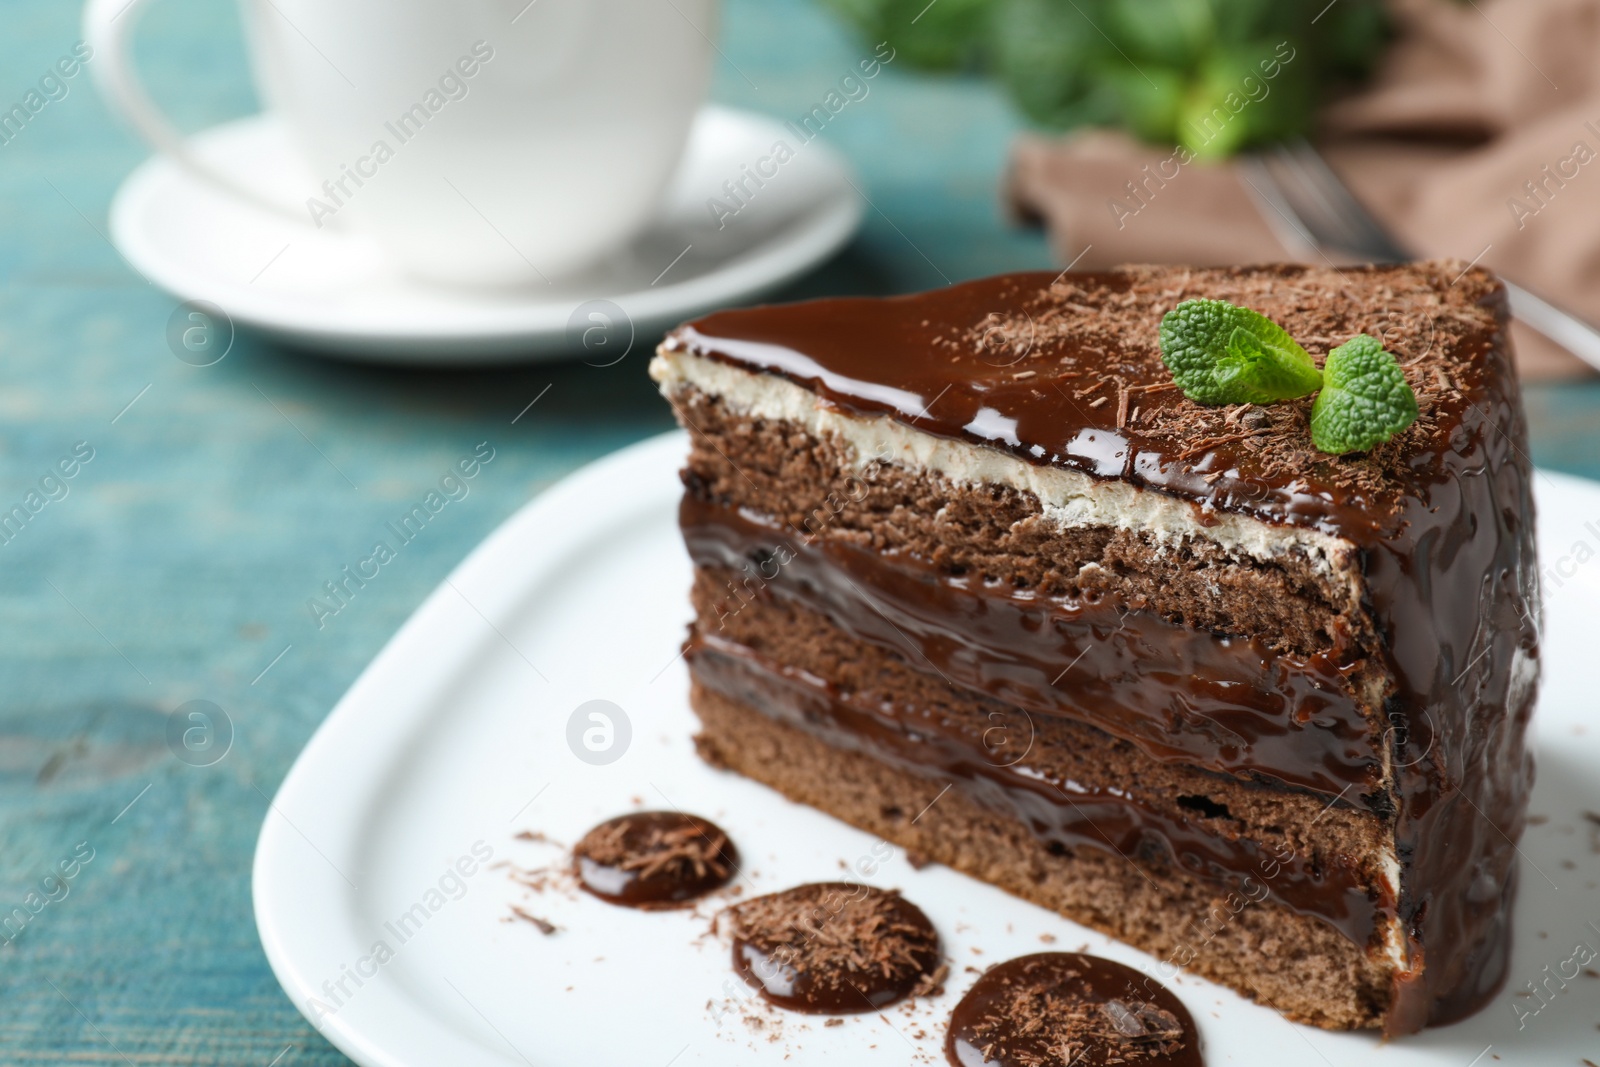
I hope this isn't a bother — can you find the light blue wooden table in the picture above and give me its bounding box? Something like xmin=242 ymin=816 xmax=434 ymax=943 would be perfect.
xmin=0 ymin=0 xmax=1595 ymax=1062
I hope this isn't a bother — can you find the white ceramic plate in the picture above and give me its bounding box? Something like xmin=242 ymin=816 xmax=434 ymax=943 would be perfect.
xmin=253 ymin=430 xmax=1600 ymax=1066
xmin=110 ymin=107 xmax=862 ymax=362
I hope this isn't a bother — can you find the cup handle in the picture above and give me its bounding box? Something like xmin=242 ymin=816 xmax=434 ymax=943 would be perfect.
xmin=83 ymin=0 xmax=307 ymax=222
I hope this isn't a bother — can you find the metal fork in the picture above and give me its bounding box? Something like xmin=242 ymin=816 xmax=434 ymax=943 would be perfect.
xmin=1238 ymin=137 xmax=1600 ymax=372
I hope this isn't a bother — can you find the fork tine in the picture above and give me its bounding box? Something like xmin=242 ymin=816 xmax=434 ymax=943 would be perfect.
xmin=1277 ymin=138 xmax=1410 ymax=262
xmin=1263 ymin=141 xmax=1370 ymax=258
xmin=1242 ymin=145 xmax=1374 ymax=264
xmin=1235 ymin=154 xmax=1324 ymax=262
xmin=1269 ymin=142 xmax=1352 ymax=247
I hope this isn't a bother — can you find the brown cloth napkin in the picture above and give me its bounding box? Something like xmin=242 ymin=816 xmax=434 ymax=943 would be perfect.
xmin=1006 ymin=0 xmax=1600 ymax=380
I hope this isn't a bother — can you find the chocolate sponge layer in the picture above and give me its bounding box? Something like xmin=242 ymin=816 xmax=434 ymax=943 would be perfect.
xmin=689 ymin=679 xmax=1393 ymax=1029
xmin=670 ymin=380 xmax=1410 ymax=1032
xmin=676 ymin=384 xmax=1390 ymax=801
xmin=675 ymin=383 xmax=1374 ymax=664
xmin=687 ymin=558 xmax=1397 ymax=929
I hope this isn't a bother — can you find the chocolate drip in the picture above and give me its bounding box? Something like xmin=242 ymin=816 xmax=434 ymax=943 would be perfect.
xmin=725 ymin=882 xmax=944 ymax=1013
xmin=683 ymin=495 xmax=1377 ymax=799
xmin=947 ymin=953 xmax=1203 ymax=1067
xmin=668 ymin=263 xmax=1540 ymax=1032
xmin=573 ymin=812 xmax=738 ymax=908
xmin=690 ymin=637 xmax=1384 ymax=948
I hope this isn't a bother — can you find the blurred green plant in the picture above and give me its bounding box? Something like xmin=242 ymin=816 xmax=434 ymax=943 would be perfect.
xmin=820 ymin=0 xmax=1390 ymax=157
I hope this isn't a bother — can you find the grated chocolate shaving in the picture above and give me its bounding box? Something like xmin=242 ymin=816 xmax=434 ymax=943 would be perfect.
xmin=947 ymin=260 xmax=1506 ymax=516
xmin=723 ymin=883 xmax=945 ymax=1012
xmin=577 ymin=815 xmax=733 ymax=885
xmin=967 ymin=991 xmax=1188 ymax=1064
xmin=508 ymin=906 xmax=559 ymax=935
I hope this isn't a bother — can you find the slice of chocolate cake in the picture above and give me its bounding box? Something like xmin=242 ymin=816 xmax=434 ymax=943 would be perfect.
xmin=650 ymin=262 xmax=1539 ymax=1035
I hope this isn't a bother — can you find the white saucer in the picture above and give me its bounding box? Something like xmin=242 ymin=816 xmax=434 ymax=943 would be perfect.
xmin=109 ymin=107 xmax=862 ymax=363
xmin=253 ymin=431 xmax=1600 ymax=1067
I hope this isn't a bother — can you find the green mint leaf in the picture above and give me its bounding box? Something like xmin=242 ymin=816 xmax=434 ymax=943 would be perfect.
xmin=1214 ymin=325 xmax=1324 ymax=403
xmin=1159 ymin=298 xmax=1323 ymax=405
xmin=1309 ymin=334 xmax=1419 ymax=453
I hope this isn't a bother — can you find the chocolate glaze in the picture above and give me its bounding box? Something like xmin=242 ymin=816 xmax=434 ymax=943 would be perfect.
xmin=947 ymin=953 xmax=1202 ymax=1067
xmin=573 ymin=812 xmax=738 ymax=908
xmin=726 ymin=882 xmax=943 ymax=1013
xmin=690 ymin=636 xmax=1384 ymax=949
xmin=684 ymin=495 xmax=1377 ymax=799
xmin=666 ymin=263 xmax=1541 ymax=1032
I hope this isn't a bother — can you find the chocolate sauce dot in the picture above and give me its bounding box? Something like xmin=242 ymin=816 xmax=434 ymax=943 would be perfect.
xmin=726 ymin=882 xmax=944 ymax=1014
xmin=572 ymin=811 xmax=737 ymax=908
xmin=946 ymin=953 xmax=1202 ymax=1067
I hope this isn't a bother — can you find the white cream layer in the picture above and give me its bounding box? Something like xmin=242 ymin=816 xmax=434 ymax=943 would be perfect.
xmin=652 ymin=347 xmax=1356 ymax=575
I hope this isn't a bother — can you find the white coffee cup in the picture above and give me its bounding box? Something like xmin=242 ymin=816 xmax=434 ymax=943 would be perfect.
xmin=84 ymin=0 xmax=715 ymax=286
